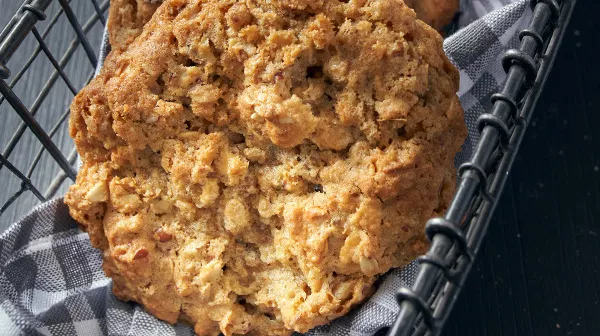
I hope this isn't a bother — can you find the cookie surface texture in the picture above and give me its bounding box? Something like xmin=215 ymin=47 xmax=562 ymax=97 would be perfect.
xmin=106 ymin=0 xmax=459 ymax=48
xmin=66 ymin=0 xmax=466 ymax=334
xmin=107 ymin=0 xmax=163 ymax=52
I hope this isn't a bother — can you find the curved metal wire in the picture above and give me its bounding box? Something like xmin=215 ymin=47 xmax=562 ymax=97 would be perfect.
xmin=0 ymin=0 xmax=72 ymax=108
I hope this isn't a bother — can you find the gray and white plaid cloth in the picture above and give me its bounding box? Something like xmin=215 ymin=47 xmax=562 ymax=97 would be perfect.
xmin=0 ymin=1 xmax=532 ymax=335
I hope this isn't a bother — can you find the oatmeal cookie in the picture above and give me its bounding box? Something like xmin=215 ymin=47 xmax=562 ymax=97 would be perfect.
xmin=66 ymin=0 xmax=466 ymax=334
xmin=107 ymin=0 xmax=459 ymax=51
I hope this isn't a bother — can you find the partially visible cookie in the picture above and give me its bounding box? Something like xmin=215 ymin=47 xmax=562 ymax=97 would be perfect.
xmin=106 ymin=0 xmax=459 ymax=51
xmin=68 ymin=0 xmax=466 ymax=335
xmin=107 ymin=0 xmax=162 ymax=52
xmin=404 ymin=0 xmax=460 ymax=31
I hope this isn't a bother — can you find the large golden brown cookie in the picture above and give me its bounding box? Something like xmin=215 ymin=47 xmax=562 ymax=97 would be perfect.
xmin=106 ymin=0 xmax=459 ymax=50
xmin=66 ymin=0 xmax=466 ymax=334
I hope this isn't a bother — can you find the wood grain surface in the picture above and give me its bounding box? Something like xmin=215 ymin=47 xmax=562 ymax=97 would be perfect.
xmin=0 ymin=1 xmax=597 ymax=335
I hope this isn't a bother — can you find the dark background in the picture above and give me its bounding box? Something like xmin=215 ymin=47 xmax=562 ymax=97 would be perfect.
xmin=445 ymin=1 xmax=600 ymax=335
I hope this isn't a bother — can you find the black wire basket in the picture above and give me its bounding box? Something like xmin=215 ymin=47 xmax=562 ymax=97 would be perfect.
xmin=388 ymin=1 xmax=576 ymax=335
xmin=0 ymin=0 xmax=576 ymax=335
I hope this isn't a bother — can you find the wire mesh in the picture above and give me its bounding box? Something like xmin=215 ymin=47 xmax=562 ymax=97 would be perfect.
xmin=0 ymin=0 xmax=108 ymax=226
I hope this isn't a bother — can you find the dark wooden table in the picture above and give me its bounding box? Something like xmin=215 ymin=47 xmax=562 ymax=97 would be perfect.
xmin=0 ymin=1 xmax=598 ymax=335
xmin=445 ymin=1 xmax=600 ymax=335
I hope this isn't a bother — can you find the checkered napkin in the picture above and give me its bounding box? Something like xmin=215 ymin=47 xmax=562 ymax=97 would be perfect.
xmin=0 ymin=1 xmax=532 ymax=335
